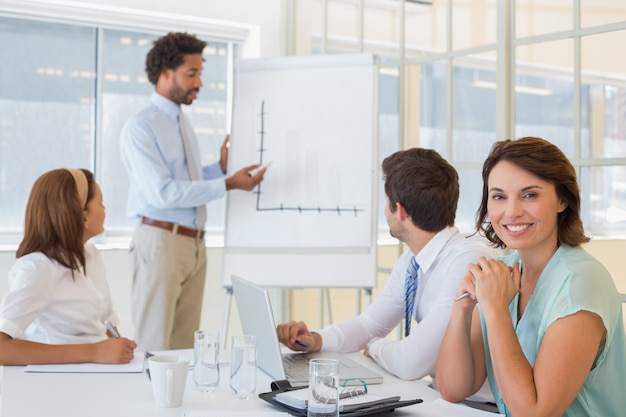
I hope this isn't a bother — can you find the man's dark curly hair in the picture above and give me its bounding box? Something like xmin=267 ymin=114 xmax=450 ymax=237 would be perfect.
xmin=145 ymin=32 xmax=207 ymax=85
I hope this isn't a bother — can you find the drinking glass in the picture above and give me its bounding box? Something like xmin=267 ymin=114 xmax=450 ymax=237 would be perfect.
xmin=308 ymin=358 xmax=339 ymax=417
xmin=193 ymin=330 xmax=220 ymax=392
xmin=229 ymin=335 xmax=257 ymax=399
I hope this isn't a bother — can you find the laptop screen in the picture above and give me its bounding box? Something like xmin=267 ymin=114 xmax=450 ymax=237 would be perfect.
xmin=231 ymin=275 xmax=384 ymax=386
xmin=231 ymin=274 xmax=289 ymax=381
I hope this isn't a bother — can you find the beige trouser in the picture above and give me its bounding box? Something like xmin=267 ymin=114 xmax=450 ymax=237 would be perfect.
xmin=129 ymin=223 xmax=207 ymax=351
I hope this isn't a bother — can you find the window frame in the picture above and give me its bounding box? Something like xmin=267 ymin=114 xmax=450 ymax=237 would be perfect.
xmin=0 ymin=1 xmax=255 ymax=249
xmin=305 ymin=0 xmax=626 ymax=241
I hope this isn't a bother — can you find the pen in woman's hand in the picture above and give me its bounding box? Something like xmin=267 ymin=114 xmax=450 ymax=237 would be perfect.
xmin=104 ymin=321 xmax=120 ymax=338
xmin=455 ymin=266 xmax=515 ymax=302
xmin=454 ymin=292 xmax=471 ymax=302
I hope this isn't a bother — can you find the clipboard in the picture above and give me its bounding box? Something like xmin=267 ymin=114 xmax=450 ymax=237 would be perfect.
xmin=259 ymin=380 xmax=423 ymax=417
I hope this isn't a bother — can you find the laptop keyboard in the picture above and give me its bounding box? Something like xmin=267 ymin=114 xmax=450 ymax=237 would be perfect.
xmin=283 ymin=353 xmax=362 ymax=381
xmin=283 ymin=354 xmax=310 ymax=380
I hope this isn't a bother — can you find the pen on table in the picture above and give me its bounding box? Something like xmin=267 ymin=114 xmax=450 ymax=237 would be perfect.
xmin=294 ymin=339 xmax=308 ymax=348
xmin=104 ymin=320 xmax=120 ymax=338
xmin=144 ymin=352 xmax=155 ymax=380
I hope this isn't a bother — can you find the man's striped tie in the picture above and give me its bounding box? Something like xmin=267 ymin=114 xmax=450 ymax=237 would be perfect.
xmin=404 ymin=256 xmax=419 ymax=337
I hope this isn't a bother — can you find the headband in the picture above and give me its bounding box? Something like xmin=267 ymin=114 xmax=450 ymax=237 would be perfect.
xmin=65 ymin=168 xmax=88 ymax=208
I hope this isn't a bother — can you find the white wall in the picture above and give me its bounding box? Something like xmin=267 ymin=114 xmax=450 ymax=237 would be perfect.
xmin=0 ymin=0 xmax=286 ymax=58
xmin=61 ymin=0 xmax=286 ymax=58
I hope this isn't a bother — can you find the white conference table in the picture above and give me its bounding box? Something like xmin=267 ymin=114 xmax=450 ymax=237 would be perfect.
xmin=1 ymin=350 xmax=492 ymax=417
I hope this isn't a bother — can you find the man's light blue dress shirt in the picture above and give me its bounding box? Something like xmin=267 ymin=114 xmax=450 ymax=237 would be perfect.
xmin=120 ymin=92 xmax=226 ymax=229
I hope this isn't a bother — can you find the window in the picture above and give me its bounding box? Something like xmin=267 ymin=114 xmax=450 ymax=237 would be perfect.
xmin=0 ymin=17 xmax=94 ymax=235
xmin=294 ymin=0 xmax=626 ymax=238
xmin=0 ymin=13 xmax=238 ymax=244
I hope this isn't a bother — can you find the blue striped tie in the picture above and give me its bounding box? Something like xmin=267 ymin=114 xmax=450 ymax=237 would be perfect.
xmin=404 ymin=257 xmax=419 ymax=337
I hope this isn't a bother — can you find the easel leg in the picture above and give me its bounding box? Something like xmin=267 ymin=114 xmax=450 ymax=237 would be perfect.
xmin=325 ymin=288 xmax=332 ymax=325
xmin=318 ymin=288 xmax=333 ymax=328
xmin=365 ymin=288 xmax=372 ymax=305
xmin=318 ymin=289 xmax=324 ymax=328
xmin=356 ymin=288 xmax=372 ymax=314
xmin=221 ymin=287 xmax=232 ymax=348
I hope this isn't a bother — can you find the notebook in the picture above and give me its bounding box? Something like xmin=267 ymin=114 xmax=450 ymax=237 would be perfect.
xmin=24 ymin=353 xmax=145 ymax=373
xmin=231 ymin=275 xmax=384 ymax=387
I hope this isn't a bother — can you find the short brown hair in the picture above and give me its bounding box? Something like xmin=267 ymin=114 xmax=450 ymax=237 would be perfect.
xmin=476 ymin=137 xmax=589 ymax=248
xmin=17 ymin=169 xmax=96 ymax=275
xmin=145 ymin=32 xmax=207 ymax=85
xmin=382 ymin=148 xmax=459 ymax=232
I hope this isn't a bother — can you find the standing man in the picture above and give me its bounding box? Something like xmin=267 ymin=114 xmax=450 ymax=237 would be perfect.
xmin=120 ymin=32 xmax=265 ymax=351
xmin=277 ymin=148 xmax=498 ymax=380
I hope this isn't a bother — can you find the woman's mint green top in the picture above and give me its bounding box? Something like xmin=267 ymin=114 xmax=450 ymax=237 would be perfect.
xmin=479 ymin=245 xmax=626 ymax=417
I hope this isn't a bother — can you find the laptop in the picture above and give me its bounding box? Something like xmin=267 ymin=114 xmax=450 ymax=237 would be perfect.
xmin=231 ymin=275 xmax=384 ymax=387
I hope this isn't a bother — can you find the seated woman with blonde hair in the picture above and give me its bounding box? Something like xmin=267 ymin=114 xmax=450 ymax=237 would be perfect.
xmin=436 ymin=137 xmax=626 ymax=417
xmin=0 ymin=168 xmax=136 ymax=365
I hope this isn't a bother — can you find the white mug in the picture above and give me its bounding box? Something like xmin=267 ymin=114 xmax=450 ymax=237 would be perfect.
xmin=148 ymin=355 xmax=189 ymax=408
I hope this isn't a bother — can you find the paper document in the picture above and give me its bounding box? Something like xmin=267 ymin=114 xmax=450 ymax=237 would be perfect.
xmin=184 ymin=413 xmax=289 ymax=417
xmin=275 ymin=387 xmax=400 ymax=412
xmin=24 ymin=351 xmax=145 ymax=373
xmin=413 ymin=398 xmax=505 ymax=417
xmin=148 ymin=348 xmax=193 ymax=360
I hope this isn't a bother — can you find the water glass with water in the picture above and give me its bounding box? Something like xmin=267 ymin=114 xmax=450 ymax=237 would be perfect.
xmin=229 ymin=335 xmax=257 ymax=399
xmin=193 ymin=330 xmax=220 ymax=392
xmin=308 ymin=358 xmax=339 ymax=417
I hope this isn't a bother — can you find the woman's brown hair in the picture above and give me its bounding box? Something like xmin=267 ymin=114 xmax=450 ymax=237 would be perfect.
xmin=16 ymin=168 xmax=96 ymax=275
xmin=476 ymin=137 xmax=589 ymax=248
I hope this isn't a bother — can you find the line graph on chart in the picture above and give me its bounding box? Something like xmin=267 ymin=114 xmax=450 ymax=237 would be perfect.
xmin=251 ymin=100 xmax=366 ymax=218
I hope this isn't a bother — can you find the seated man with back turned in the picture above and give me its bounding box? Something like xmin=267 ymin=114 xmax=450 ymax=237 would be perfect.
xmin=277 ymin=147 xmax=498 ymax=380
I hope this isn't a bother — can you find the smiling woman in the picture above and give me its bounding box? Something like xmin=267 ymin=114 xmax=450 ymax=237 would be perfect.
xmin=436 ymin=137 xmax=626 ymax=417
xmin=486 ymin=160 xmax=568 ymax=257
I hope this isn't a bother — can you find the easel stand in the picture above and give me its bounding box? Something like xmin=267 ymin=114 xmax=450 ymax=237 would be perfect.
xmin=221 ymin=286 xmax=233 ymax=348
